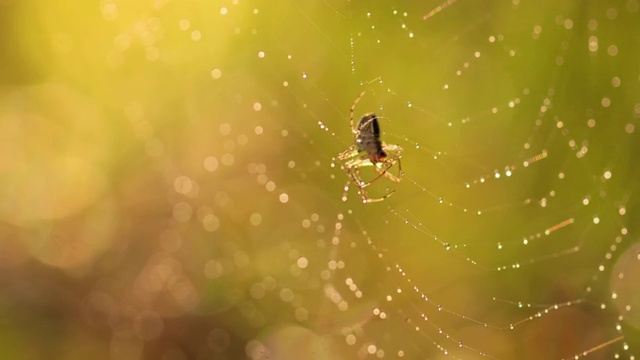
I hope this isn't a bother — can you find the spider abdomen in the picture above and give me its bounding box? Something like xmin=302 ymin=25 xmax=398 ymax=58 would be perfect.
xmin=356 ymin=113 xmax=387 ymax=163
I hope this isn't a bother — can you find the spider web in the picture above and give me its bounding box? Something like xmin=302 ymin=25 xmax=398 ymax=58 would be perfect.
xmin=238 ymin=1 xmax=640 ymax=359
xmin=3 ymin=0 xmax=639 ymax=359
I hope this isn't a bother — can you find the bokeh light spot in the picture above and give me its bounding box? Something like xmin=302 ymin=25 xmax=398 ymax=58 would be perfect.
xmin=204 ymin=156 xmax=219 ymax=172
xmin=250 ymin=213 xmax=262 ymax=226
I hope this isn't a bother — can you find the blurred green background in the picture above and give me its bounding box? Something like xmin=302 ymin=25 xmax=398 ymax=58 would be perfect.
xmin=0 ymin=0 xmax=639 ymax=359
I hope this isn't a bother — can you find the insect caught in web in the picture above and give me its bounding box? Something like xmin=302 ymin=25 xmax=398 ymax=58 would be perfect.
xmin=337 ymin=91 xmax=404 ymax=203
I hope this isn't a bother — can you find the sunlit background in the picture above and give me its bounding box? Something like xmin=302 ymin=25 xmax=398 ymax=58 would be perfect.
xmin=1 ymin=0 xmax=639 ymax=359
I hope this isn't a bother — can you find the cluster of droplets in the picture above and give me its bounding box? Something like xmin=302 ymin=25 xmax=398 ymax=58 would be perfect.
xmin=448 ymin=89 xmax=529 ymax=127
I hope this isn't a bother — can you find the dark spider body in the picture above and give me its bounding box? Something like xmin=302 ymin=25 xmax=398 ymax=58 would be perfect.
xmin=356 ymin=113 xmax=387 ymax=163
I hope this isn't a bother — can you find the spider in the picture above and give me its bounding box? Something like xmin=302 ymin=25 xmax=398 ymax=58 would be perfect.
xmin=337 ymin=91 xmax=403 ymax=203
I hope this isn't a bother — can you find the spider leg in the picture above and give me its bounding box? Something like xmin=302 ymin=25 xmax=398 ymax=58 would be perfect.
xmin=355 ymin=178 xmax=397 ymax=202
xmin=356 ymin=162 xmax=393 ymax=188
xmin=344 ymin=162 xmax=398 ymax=204
xmin=344 ymin=163 xmax=366 ymax=188
xmin=377 ymin=143 xmax=404 ymax=182
xmin=357 ymin=156 xmax=402 ymax=188
xmin=361 ymin=189 xmax=396 ymax=203
xmin=353 ymin=172 xmax=397 ymax=203
xmin=374 ymin=157 xmax=403 ymax=183
xmin=341 ymin=163 xmax=375 ymax=203
xmin=349 ymin=91 xmax=367 ymax=135
xmin=336 ymin=145 xmax=359 ymax=161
